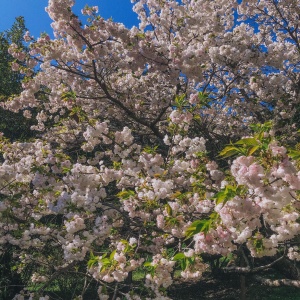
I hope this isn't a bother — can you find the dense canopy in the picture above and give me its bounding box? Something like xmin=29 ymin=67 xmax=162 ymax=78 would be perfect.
xmin=1 ymin=1 xmax=300 ymax=299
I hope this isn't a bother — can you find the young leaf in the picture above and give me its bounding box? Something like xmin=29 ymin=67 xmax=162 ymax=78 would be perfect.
xmin=234 ymin=138 xmax=259 ymax=146
xmin=173 ymin=253 xmax=186 ymax=260
xmin=247 ymin=145 xmax=260 ymax=156
xmin=219 ymin=146 xmax=240 ymax=158
xmin=185 ymin=218 xmax=212 ymax=239
xmin=117 ymin=190 xmax=135 ymax=200
xmin=110 ymin=249 xmax=116 ymax=260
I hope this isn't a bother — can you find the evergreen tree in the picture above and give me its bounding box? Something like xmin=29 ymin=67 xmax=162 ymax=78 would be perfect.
xmin=0 ymin=16 xmax=34 ymax=141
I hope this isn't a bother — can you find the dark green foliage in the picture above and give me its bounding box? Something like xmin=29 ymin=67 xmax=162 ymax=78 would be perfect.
xmin=0 ymin=247 xmax=23 ymax=300
xmin=0 ymin=17 xmax=37 ymax=300
xmin=0 ymin=16 xmax=25 ymax=97
xmin=0 ymin=16 xmax=35 ymax=141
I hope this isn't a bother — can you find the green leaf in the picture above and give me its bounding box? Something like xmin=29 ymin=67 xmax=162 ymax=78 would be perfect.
xmin=186 ymin=258 xmax=191 ymax=268
xmin=288 ymin=149 xmax=300 ymax=160
xmin=61 ymin=90 xmax=76 ymax=101
xmin=62 ymin=167 xmax=71 ymax=173
xmin=135 ymin=33 xmax=146 ymax=39
xmin=219 ymin=146 xmax=240 ymax=158
xmin=87 ymin=252 xmax=99 ymax=268
xmin=174 ymin=94 xmax=188 ymax=108
xmin=110 ymin=250 xmax=116 ymax=260
xmin=249 ymin=121 xmax=273 ymax=134
xmin=181 ymin=259 xmax=187 ymax=270
xmin=185 ymin=218 xmax=212 ymax=239
xmin=234 ymin=138 xmax=259 ymax=146
xmin=213 ymin=185 xmax=237 ymax=205
xmin=87 ymin=258 xmax=97 ymax=268
xmin=165 ymin=216 xmax=180 ymax=226
xmin=220 ymin=136 xmax=263 ymax=159
xmin=247 ymin=145 xmax=260 ymax=156
xmin=113 ymin=161 xmax=122 ymax=170
xmin=100 ymin=258 xmax=111 ymax=266
xmin=198 ymin=92 xmax=209 ymax=100
xmin=173 ymin=253 xmax=185 ymax=260
xmin=252 ymin=238 xmax=264 ymax=252
xmin=117 ymin=190 xmax=135 ymax=200
xmin=198 ymin=92 xmax=211 ymax=108
xmin=143 ymin=145 xmax=158 ymax=154
xmin=165 ymin=203 xmax=172 ymax=216
xmin=188 ymin=257 xmax=195 ymax=264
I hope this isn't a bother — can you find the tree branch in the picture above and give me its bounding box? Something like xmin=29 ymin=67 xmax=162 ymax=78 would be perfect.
xmin=91 ymin=60 xmax=164 ymax=139
xmin=222 ymin=251 xmax=287 ymax=274
xmin=254 ymin=275 xmax=300 ymax=288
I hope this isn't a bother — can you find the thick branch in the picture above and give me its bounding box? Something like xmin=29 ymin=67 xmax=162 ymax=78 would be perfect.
xmin=222 ymin=252 xmax=287 ymax=274
xmin=254 ymin=276 xmax=300 ymax=288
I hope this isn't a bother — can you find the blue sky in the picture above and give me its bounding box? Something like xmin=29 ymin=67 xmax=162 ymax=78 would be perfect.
xmin=0 ymin=0 xmax=139 ymax=37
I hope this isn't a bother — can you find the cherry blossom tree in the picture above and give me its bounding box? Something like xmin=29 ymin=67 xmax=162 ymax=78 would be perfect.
xmin=1 ymin=0 xmax=300 ymax=299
